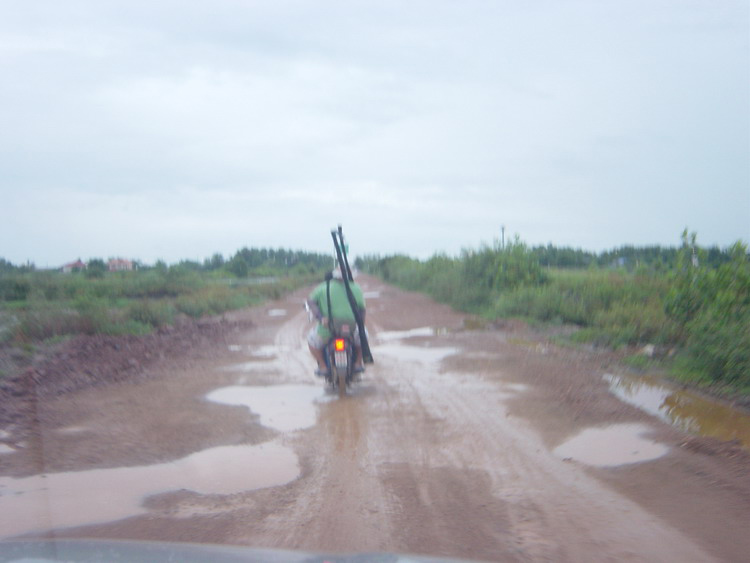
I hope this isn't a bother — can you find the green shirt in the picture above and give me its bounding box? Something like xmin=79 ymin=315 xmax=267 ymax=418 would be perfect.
xmin=309 ymin=279 xmax=365 ymax=340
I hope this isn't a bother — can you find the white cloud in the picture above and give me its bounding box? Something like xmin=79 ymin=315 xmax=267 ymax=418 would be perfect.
xmin=1 ymin=0 xmax=747 ymax=265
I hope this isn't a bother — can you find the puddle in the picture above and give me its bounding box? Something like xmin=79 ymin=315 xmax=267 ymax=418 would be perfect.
xmin=554 ymin=424 xmax=668 ymax=467
xmin=55 ymin=426 xmax=90 ymax=436
xmin=504 ymin=383 xmax=530 ymax=393
xmin=228 ymin=344 xmax=243 ymax=352
xmin=250 ymin=345 xmax=278 ymax=358
xmin=377 ymin=327 xmax=442 ymax=341
xmin=206 ymin=385 xmax=330 ymax=432
xmin=0 ymin=444 xmax=15 ymax=455
xmin=374 ymin=343 xmax=458 ymax=364
xmin=604 ymin=374 xmax=750 ymax=448
xmin=0 ymin=440 xmax=298 ymax=538
xmin=268 ymin=309 xmax=287 ymax=317
xmin=363 ymin=291 xmax=381 ymax=299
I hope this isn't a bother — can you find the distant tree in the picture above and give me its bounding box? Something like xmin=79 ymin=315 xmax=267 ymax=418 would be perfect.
xmin=227 ymin=255 xmax=249 ymax=277
xmin=204 ymin=253 xmax=225 ymax=271
xmin=173 ymin=259 xmax=202 ymax=272
xmin=86 ymin=258 xmax=107 ymax=279
xmin=0 ymin=258 xmax=17 ymax=273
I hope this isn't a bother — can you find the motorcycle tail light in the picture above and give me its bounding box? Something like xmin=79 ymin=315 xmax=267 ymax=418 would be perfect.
xmin=334 ymin=338 xmax=346 ymax=352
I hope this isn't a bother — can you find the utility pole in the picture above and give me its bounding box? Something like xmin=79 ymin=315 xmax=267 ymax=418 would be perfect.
xmin=501 ymin=225 xmax=506 ymax=250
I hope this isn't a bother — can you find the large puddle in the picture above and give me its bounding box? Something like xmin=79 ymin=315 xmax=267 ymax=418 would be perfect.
xmin=0 ymin=440 xmax=299 ymax=538
xmin=206 ymin=385 xmax=330 ymax=433
xmin=554 ymin=423 xmax=669 ymax=467
xmin=604 ymin=373 xmax=750 ymax=448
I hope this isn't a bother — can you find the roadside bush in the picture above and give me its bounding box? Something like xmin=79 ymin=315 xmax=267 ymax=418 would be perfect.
xmin=666 ymin=236 xmax=750 ymax=388
xmin=685 ymin=307 xmax=750 ymax=387
xmin=362 ymin=242 xmax=548 ymax=314
xmin=15 ymin=307 xmax=83 ymax=341
xmin=175 ymin=295 xmax=211 ymax=319
xmin=592 ymin=300 xmax=675 ymax=347
xmin=0 ymin=250 xmax=319 ymax=345
xmin=127 ymin=300 xmax=176 ymax=328
xmin=362 ymin=232 xmax=749 ymax=394
xmin=73 ymin=296 xmax=113 ymax=335
xmin=0 ymin=276 xmax=31 ymax=301
xmin=176 ymin=286 xmax=252 ymax=318
xmin=492 ymin=270 xmax=672 ymax=339
xmin=102 ymin=318 xmax=153 ymax=336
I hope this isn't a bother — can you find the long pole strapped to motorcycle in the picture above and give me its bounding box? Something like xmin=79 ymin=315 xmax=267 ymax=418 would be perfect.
xmin=337 ymin=225 xmax=354 ymax=282
xmin=331 ymin=227 xmax=374 ymax=364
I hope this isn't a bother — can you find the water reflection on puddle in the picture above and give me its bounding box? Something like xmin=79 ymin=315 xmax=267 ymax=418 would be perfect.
xmin=0 ymin=440 xmax=299 ymax=538
xmin=207 ymin=385 xmax=330 ymax=433
xmin=0 ymin=444 xmax=15 ymax=455
xmin=250 ymin=345 xmax=278 ymax=358
xmin=227 ymin=344 xmax=278 ymax=357
xmin=268 ymin=309 xmax=287 ymax=317
xmin=374 ymin=343 xmax=457 ymax=364
xmin=604 ymin=373 xmax=750 ymax=448
xmin=554 ymin=424 xmax=668 ymax=467
xmin=377 ymin=327 xmax=446 ymax=341
xmin=55 ymin=425 xmax=90 ymax=435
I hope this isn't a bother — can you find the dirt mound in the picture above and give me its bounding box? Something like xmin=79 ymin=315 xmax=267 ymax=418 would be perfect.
xmin=0 ymin=315 xmax=253 ymax=427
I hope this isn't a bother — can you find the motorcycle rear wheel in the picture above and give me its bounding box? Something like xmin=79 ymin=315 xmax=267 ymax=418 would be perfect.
xmin=337 ymin=368 xmax=346 ymax=398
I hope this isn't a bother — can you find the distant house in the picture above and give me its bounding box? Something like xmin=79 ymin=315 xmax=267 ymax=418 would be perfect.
xmin=108 ymin=258 xmax=134 ymax=272
xmin=62 ymin=259 xmax=86 ymax=273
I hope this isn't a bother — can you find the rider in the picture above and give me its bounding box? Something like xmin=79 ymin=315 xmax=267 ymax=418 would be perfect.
xmin=306 ymin=268 xmax=366 ymax=377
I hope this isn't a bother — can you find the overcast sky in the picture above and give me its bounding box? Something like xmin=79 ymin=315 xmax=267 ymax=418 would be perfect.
xmin=2 ymin=0 xmax=748 ymax=267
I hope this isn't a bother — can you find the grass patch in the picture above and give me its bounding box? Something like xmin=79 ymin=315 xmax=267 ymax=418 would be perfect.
xmin=622 ymin=354 xmax=659 ymax=372
xmin=0 ymin=264 xmax=324 ymax=345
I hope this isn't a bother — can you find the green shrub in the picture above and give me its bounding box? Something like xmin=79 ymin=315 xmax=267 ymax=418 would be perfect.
xmin=0 ymin=276 xmax=31 ymax=301
xmin=101 ymin=318 xmax=153 ymax=336
xmin=176 ymin=286 xmax=253 ymax=318
xmin=666 ymin=236 xmax=749 ymax=387
xmin=127 ymin=300 xmax=176 ymax=328
xmin=592 ymin=300 xmax=675 ymax=347
xmin=15 ymin=307 xmax=83 ymax=341
xmin=73 ymin=296 xmax=113 ymax=335
xmin=684 ymin=303 xmax=749 ymax=386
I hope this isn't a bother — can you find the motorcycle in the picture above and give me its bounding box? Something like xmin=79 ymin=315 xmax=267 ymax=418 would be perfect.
xmin=323 ymin=323 xmax=357 ymax=397
xmin=306 ymin=225 xmax=373 ymax=398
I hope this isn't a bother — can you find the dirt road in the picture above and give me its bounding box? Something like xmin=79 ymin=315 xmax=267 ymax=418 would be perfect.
xmin=1 ymin=275 xmax=749 ymax=561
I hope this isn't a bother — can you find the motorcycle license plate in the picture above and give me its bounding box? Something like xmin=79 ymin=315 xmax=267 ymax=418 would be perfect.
xmin=335 ymin=350 xmax=348 ymax=367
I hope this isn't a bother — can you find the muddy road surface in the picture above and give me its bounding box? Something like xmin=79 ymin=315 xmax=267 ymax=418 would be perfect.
xmin=1 ymin=276 xmax=749 ymax=561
